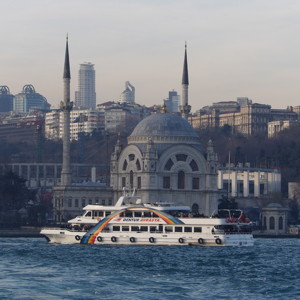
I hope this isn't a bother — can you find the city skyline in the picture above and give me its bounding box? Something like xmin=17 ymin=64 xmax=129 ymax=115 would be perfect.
xmin=1 ymin=0 xmax=300 ymax=111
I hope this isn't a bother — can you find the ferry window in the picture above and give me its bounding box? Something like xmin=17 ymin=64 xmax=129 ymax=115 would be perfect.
xmin=194 ymin=227 xmax=202 ymax=233
xmin=75 ymin=199 xmax=79 ymax=207
xmin=150 ymin=226 xmax=157 ymax=232
xmin=143 ymin=211 xmax=152 ymax=217
xmin=125 ymin=211 xmax=133 ymax=217
xmin=164 ymin=158 xmax=174 ymax=171
xmin=113 ymin=226 xmax=120 ymax=231
xmin=98 ymin=211 xmax=103 ymax=217
xmin=119 ymin=212 xmax=125 ymax=217
xmin=122 ymin=177 xmax=126 ymax=188
xmin=137 ymin=176 xmax=141 ymax=189
xmin=165 ymin=226 xmax=173 ymax=233
xmin=68 ymin=198 xmax=72 ymax=208
xmin=85 ymin=211 xmax=91 ymax=217
xmin=122 ymin=226 xmax=129 ymax=231
xmin=140 ymin=226 xmax=148 ymax=232
xmin=184 ymin=227 xmax=192 ymax=232
xmin=131 ymin=226 xmax=139 ymax=232
xmin=192 ymin=178 xmax=199 ymax=190
xmin=105 ymin=211 xmax=111 ymax=217
xmin=175 ymin=227 xmax=183 ymax=232
xmin=163 ymin=176 xmax=170 ymax=189
xmin=134 ymin=212 xmax=142 ymax=217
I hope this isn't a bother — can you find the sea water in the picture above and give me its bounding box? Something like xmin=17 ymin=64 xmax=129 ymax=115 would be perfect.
xmin=0 ymin=238 xmax=298 ymax=300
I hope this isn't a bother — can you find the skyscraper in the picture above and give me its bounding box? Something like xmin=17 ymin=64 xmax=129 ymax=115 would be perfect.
xmin=75 ymin=62 xmax=96 ymax=109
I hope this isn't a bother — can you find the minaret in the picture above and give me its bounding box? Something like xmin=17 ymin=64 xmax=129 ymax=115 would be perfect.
xmin=180 ymin=42 xmax=191 ymax=119
xmin=60 ymin=36 xmax=73 ymax=186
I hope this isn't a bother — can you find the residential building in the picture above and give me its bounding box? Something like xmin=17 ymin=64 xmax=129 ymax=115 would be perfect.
xmin=45 ymin=108 xmax=105 ymax=141
xmin=75 ymin=63 xmax=96 ymax=109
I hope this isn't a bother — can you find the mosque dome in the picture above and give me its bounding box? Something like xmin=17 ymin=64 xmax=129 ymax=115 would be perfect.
xmin=128 ymin=113 xmax=202 ymax=149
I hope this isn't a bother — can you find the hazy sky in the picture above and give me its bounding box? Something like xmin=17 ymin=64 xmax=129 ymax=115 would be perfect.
xmin=1 ymin=0 xmax=300 ymax=111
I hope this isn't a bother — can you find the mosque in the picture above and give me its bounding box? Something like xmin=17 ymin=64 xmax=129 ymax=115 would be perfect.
xmin=52 ymin=39 xmax=220 ymax=222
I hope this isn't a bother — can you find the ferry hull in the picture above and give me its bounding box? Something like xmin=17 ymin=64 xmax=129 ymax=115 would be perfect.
xmin=41 ymin=229 xmax=254 ymax=247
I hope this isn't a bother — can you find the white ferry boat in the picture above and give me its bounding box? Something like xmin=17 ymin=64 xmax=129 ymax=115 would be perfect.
xmin=41 ymin=192 xmax=254 ymax=247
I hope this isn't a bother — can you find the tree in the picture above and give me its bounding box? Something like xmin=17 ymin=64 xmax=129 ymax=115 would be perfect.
xmin=218 ymin=195 xmax=238 ymax=209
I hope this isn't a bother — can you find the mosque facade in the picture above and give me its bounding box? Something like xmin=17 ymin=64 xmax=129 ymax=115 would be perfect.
xmin=52 ymin=41 xmax=220 ymax=222
xmin=110 ymin=112 xmax=219 ymax=216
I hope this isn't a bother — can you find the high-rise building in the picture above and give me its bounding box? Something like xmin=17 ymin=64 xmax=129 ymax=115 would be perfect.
xmin=119 ymin=81 xmax=135 ymax=103
xmin=163 ymin=90 xmax=180 ymax=113
xmin=75 ymin=62 xmax=96 ymax=109
xmin=0 ymin=86 xmax=13 ymax=112
xmin=13 ymin=84 xmax=50 ymax=113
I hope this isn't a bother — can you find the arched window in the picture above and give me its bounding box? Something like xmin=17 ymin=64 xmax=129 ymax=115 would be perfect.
xmin=164 ymin=159 xmax=174 ymax=171
xmin=263 ymin=216 xmax=267 ymax=229
xmin=136 ymin=159 xmax=141 ymax=171
xmin=269 ymin=216 xmax=275 ymax=230
xmin=176 ymin=154 xmax=187 ymax=162
xmin=279 ymin=216 xmax=283 ymax=230
xmin=129 ymin=154 xmax=135 ymax=161
xmin=178 ymin=171 xmax=185 ymax=189
xmin=122 ymin=160 xmax=128 ymax=171
xmin=130 ymin=170 xmax=134 ymax=189
xmin=190 ymin=159 xmax=199 ymax=171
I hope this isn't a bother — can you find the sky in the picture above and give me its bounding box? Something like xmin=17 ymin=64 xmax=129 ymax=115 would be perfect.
xmin=1 ymin=0 xmax=300 ymax=111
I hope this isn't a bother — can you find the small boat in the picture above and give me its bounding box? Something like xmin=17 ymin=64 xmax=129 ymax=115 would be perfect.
xmin=41 ymin=192 xmax=254 ymax=246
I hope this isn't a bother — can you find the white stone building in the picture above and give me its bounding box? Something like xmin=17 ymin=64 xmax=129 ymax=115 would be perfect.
xmin=110 ymin=112 xmax=220 ymax=217
xmin=218 ymin=166 xmax=281 ymax=197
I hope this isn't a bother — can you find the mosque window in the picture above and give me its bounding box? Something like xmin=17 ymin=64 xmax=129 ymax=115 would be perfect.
xmin=122 ymin=160 xmax=128 ymax=171
xmin=137 ymin=177 xmax=141 ymax=189
xmin=130 ymin=170 xmax=134 ymax=189
xmin=192 ymin=177 xmax=199 ymax=189
xmin=279 ymin=216 xmax=283 ymax=230
xmin=176 ymin=154 xmax=187 ymax=162
xmin=164 ymin=159 xmax=174 ymax=171
xmin=129 ymin=154 xmax=135 ymax=161
xmin=136 ymin=159 xmax=141 ymax=171
xmin=122 ymin=177 xmax=126 ymax=188
xmin=270 ymin=216 xmax=275 ymax=230
xmin=178 ymin=171 xmax=185 ymax=189
xmin=68 ymin=198 xmax=72 ymax=208
xmin=190 ymin=160 xmax=199 ymax=171
xmin=75 ymin=199 xmax=79 ymax=207
xmin=163 ymin=176 xmax=170 ymax=189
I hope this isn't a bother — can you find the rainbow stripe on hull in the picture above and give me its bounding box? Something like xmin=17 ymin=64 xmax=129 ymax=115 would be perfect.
xmin=80 ymin=207 xmax=183 ymax=244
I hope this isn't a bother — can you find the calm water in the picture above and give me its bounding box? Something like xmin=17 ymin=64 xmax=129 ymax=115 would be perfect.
xmin=0 ymin=238 xmax=299 ymax=300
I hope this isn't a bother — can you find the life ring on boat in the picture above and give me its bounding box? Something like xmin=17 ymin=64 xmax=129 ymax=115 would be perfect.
xmin=178 ymin=238 xmax=184 ymax=244
xmin=97 ymin=236 xmax=103 ymax=242
xmin=215 ymin=238 xmax=222 ymax=245
xmin=198 ymin=238 xmax=204 ymax=244
xmin=149 ymin=237 xmax=155 ymax=243
xmin=130 ymin=237 xmax=136 ymax=243
xmin=111 ymin=236 xmax=117 ymax=242
xmin=75 ymin=235 xmax=81 ymax=241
